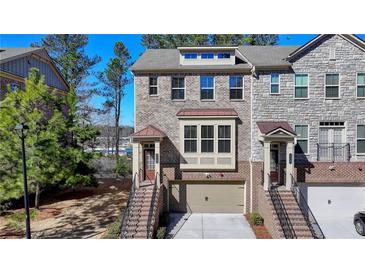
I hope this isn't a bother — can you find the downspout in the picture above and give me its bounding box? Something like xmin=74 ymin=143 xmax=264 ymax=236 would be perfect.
xmin=249 ymin=66 xmax=256 ymax=213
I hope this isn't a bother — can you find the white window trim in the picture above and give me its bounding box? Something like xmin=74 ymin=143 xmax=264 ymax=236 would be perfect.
xmin=179 ymin=119 xmax=236 ymax=170
xmin=200 ymin=75 xmax=215 ymax=101
xmin=201 ymin=52 xmax=215 ymax=59
xmin=171 ymin=76 xmax=186 ymax=101
xmin=149 ymin=76 xmax=159 ymax=96
xmin=294 ymin=74 xmax=309 ymax=99
xmin=218 ymin=125 xmax=232 ymax=153
xmin=184 ymin=53 xmax=198 ymax=59
xmin=229 ymin=75 xmax=244 ymax=101
xmin=200 ymin=125 xmax=215 ymax=153
xmin=356 ymin=72 xmax=365 ymax=99
xmin=183 ymin=125 xmax=198 ymax=154
xmin=270 ymin=73 xmax=280 ymax=95
xmin=325 ymin=73 xmax=341 ymax=99
xmin=356 ymin=124 xmax=365 ymax=156
xmin=295 ymin=124 xmax=309 ymax=155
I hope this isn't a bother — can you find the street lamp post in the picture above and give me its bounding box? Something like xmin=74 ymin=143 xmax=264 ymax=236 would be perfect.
xmin=15 ymin=123 xmax=31 ymax=239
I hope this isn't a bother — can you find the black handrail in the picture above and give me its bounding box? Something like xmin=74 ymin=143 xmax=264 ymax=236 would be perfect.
xmin=268 ymin=184 xmax=296 ymax=239
xmin=268 ymin=174 xmax=295 ymax=238
xmin=291 ymin=175 xmax=326 ymax=239
xmin=316 ymin=143 xmax=350 ymax=162
xmin=147 ymin=172 xmax=159 ymax=239
xmin=120 ymin=172 xmax=137 ymax=238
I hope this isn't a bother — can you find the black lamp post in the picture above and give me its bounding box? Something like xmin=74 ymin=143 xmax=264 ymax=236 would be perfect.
xmin=15 ymin=123 xmax=31 ymax=239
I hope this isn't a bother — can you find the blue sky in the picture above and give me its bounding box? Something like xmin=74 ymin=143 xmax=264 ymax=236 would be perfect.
xmin=1 ymin=34 xmax=364 ymax=126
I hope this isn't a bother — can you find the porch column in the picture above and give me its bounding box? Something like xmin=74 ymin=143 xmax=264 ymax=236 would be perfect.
xmin=263 ymin=141 xmax=271 ymax=190
xmin=154 ymin=140 xmax=161 ymax=187
xmin=132 ymin=142 xmax=142 ymax=188
xmin=285 ymin=141 xmax=294 ymax=190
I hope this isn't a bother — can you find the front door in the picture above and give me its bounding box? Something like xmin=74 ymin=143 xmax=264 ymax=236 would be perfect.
xmin=270 ymin=148 xmax=279 ymax=183
xmin=144 ymin=149 xmax=155 ymax=181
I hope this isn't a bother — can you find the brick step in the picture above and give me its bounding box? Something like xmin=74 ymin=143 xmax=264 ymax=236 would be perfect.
xmin=271 ymin=209 xmax=303 ymax=216
xmin=122 ymin=231 xmax=148 ymax=239
xmin=127 ymin=216 xmax=149 ymax=222
xmin=124 ymin=226 xmax=148 ymax=233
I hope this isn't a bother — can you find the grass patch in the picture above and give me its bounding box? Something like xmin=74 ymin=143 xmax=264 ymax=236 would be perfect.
xmin=5 ymin=209 xmax=38 ymax=232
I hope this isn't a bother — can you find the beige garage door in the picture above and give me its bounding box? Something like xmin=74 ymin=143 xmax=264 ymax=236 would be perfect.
xmin=169 ymin=182 xmax=245 ymax=213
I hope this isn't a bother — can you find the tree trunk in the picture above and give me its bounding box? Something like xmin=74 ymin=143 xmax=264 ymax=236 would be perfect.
xmin=115 ymin=119 xmax=119 ymax=157
xmin=35 ymin=183 xmax=40 ymax=210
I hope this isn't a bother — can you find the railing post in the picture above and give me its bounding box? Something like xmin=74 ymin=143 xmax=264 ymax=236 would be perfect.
xmin=332 ymin=143 xmax=335 ymax=162
xmin=316 ymin=143 xmax=319 ymax=161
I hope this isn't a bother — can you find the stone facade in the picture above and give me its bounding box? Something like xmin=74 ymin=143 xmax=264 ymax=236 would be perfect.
xmin=0 ymin=76 xmax=24 ymax=101
xmin=252 ymin=35 xmax=365 ymax=164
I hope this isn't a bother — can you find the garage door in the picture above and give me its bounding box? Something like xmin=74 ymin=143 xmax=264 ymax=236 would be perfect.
xmin=299 ymin=184 xmax=365 ymax=218
xmin=169 ymin=182 xmax=245 ymax=213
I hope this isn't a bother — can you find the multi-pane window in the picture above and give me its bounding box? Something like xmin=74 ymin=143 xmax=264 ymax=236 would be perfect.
xmin=229 ymin=76 xmax=243 ymax=100
xmin=184 ymin=53 xmax=197 ymax=59
xmin=171 ymin=77 xmax=185 ymax=100
xmin=184 ymin=126 xmax=197 ymax=153
xmin=218 ymin=125 xmax=231 ymax=153
xmin=357 ymin=73 xmax=365 ymax=98
xmin=218 ymin=53 xmax=230 ymax=59
xmin=201 ymin=53 xmax=214 ymax=59
xmin=149 ymin=77 xmax=158 ymax=95
xmin=201 ymin=125 xmax=214 ymax=152
xmin=295 ymin=125 xmax=309 ymax=154
xmin=325 ymin=73 xmax=340 ymax=98
xmin=357 ymin=125 xmax=365 ymax=154
xmin=270 ymin=73 xmax=280 ymax=94
xmin=200 ymin=76 xmax=214 ymax=100
xmin=295 ymin=74 xmax=308 ymax=98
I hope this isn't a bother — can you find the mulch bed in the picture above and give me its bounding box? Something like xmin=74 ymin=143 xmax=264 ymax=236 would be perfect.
xmin=245 ymin=214 xmax=272 ymax=239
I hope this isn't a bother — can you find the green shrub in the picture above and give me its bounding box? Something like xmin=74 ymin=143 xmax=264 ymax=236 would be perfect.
xmin=5 ymin=209 xmax=38 ymax=232
xmin=115 ymin=156 xmax=132 ymax=177
xmin=156 ymin=227 xmax=166 ymax=239
xmin=103 ymin=218 xmax=121 ymax=239
xmin=249 ymin=212 xmax=264 ymax=226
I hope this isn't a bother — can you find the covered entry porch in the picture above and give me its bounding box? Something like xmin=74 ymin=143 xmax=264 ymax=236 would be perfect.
xmin=130 ymin=125 xmax=166 ymax=188
xmin=257 ymin=122 xmax=297 ymax=191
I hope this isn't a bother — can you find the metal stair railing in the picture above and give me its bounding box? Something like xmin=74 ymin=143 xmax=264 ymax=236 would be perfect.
xmin=291 ymin=175 xmax=326 ymax=239
xmin=268 ymin=175 xmax=296 ymax=239
xmin=147 ymin=172 xmax=160 ymax=239
xmin=120 ymin=172 xmax=138 ymax=238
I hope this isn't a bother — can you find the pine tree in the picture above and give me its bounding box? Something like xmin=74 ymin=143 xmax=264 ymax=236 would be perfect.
xmin=97 ymin=41 xmax=131 ymax=157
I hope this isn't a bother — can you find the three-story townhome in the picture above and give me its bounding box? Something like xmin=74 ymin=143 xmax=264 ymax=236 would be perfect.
xmin=124 ymin=34 xmax=365 ymax=239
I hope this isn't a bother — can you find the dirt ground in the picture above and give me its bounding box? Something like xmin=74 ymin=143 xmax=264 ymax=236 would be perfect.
xmin=0 ymin=178 xmax=131 ymax=239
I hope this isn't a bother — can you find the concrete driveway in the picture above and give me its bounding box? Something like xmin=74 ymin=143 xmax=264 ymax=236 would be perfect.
xmin=166 ymin=213 xmax=256 ymax=239
xmin=318 ymin=216 xmax=364 ymax=239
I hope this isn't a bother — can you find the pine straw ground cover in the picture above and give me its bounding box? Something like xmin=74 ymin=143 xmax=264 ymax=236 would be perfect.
xmin=0 ymin=178 xmax=131 ymax=239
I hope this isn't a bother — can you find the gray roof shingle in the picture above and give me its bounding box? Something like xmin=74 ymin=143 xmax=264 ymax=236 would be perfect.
xmin=238 ymin=45 xmax=299 ymax=67
xmin=0 ymin=47 xmax=42 ymax=63
xmin=130 ymin=46 xmax=300 ymax=72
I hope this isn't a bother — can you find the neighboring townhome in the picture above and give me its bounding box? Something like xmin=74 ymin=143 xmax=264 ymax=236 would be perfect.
xmin=123 ymin=34 xmax=365 ymax=239
xmin=0 ymin=47 xmax=69 ymax=100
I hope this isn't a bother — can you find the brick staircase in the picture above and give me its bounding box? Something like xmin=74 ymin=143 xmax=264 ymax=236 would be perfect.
xmin=266 ymin=188 xmax=314 ymax=239
xmin=121 ymin=180 xmax=160 ymax=239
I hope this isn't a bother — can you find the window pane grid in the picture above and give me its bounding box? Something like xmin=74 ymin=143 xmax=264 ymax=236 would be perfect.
xmin=201 ymin=125 xmax=214 ymax=153
xmin=295 ymin=74 xmax=308 ymax=98
xmin=295 ymin=125 xmax=309 ymax=154
xmin=218 ymin=125 xmax=231 ymax=153
xmin=271 ymin=73 xmax=279 ymax=94
xmin=200 ymin=76 xmax=214 ymax=100
xmin=184 ymin=126 xmax=197 ymax=153
xmin=325 ymin=74 xmax=339 ymax=98
xmin=172 ymin=77 xmax=185 ymax=100
xmin=229 ymin=76 xmax=243 ymax=100
xmin=149 ymin=77 xmax=158 ymax=95
xmin=357 ymin=125 xmax=365 ymax=154
xmin=357 ymin=73 xmax=365 ymax=97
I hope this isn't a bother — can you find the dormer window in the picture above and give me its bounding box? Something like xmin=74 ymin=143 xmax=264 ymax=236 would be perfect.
xmin=184 ymin=53 xmax=197 ymax=59
xmin=218 ymin=53 xmax=230 ymax=59
xmin=201 ymin=53 xmax=214 ymax=59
